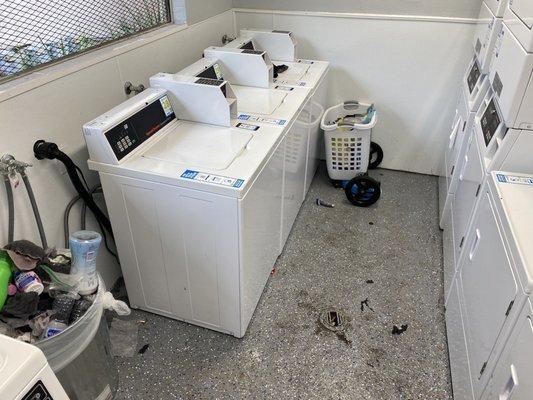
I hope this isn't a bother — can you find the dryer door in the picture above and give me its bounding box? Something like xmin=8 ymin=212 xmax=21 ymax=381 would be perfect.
xmin=484 ymin=301 xmax=533 ymax=400
xmin=506 ymin=0 xmax=533 ymax=52
xmin=452 ymin=132 xmax=484 ymax=266
xmin=459 ymin=189 xmax=519 ymax=397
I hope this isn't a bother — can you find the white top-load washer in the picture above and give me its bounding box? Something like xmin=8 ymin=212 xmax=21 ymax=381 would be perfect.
xmin=442 ymin=21 xmax=533 ymax=303
xmin=222 ymin=29 xmax=329 ymax=90
xmin=84 ymin=88 xmax=289 ymax=338
xmin=151 ymin=55 xmax=320 ymax=251
xmin=200 ymin=43 xmax=330 ymax=197
xmin=446 ymin=171 xmax=533 ymax=400
xmin=0 ymin=334 xmax=69 ymax=400
xmin=473 ymin=1 xmax=504 ymax=74
xmin=503 ymin=0 xmax=533 ymax=52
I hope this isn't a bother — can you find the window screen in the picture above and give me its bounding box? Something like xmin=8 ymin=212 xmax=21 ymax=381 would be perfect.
xmin=0 ymin=0 xmax=171 ymax=82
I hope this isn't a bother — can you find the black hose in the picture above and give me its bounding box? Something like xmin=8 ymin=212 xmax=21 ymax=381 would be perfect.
xmin=33 ymin=140 xmax=114 ymax=239
xmin=3 ymin=177 xmax=14 ymax=243
xmin=21 ymin=172 xmax=48 ymax=249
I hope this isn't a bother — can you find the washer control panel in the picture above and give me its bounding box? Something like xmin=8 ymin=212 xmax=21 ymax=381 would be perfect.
xmin=105 ymin=95 xmax=175 ymax=161
xmin=22 ymin=380 xmax=53 ymax=400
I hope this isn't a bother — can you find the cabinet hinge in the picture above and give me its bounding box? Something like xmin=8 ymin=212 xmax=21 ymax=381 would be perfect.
xmin=475 ymin=184 xmax=481 ymax=197
xmin=505 ymin=300 xmax=515 ymax=317
xmin=479 ymin=361 xmax=487 ymax=377
xmin=460 ymin=236 xmax=465 ymax=248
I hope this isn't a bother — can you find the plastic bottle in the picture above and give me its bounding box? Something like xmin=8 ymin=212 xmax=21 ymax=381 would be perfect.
xmin=0 ymin=251 xmax=13 ymax=311
xmin=69 ymin=230 xmax=102 ymax=295
xmin=14 ymin=270 xmax=44 ymax=295
xmin=44 ymin=293 xmax=77 ymax=338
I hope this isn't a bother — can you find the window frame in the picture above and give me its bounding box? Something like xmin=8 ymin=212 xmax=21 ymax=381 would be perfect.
xmin=0 ymin=0 xmax=174 ymax=84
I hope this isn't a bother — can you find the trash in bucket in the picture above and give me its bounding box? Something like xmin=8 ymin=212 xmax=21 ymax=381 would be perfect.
xmin=321 ymin=101 xmax=383 ymax=206
xmin=0 ymin=234 xmax=130 ymax=399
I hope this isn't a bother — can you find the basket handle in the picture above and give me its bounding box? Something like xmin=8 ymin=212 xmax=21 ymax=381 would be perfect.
xmin=343 ymin=100 xmax=360 ymax=110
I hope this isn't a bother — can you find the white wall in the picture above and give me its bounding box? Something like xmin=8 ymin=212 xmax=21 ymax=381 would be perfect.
xmin=233 ymin=0 xmax=483 ymax=18
xmin=235 ymin=10 xmax=476 ymax=175
xmin=0 ymin=10 xmax=235 ymax=286
xmin=185 ymin=0 xmax=233 ymax=24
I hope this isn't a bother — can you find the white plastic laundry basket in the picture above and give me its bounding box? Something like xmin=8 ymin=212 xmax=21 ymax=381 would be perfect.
xmin=321 ymin=101 xmax=377 ymax=181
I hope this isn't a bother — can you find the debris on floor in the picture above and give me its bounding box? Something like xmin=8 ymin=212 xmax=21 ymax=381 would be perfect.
xmin=109 ymin=318 xmax=139 ymax=357
xmin=392 ymin=324 xmax=409 ymax=335
xmin=316 ymin=198 xmax=334 ymax=208
xmin=138 ymin=343 xmax=150 ymax=355
xmin=360 ymin=298 xmax=374 ymax=312
xmin=366 ymin=279 xmax=374 ymax=284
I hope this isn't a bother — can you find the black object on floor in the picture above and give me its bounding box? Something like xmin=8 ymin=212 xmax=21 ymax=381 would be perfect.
xmin=392 ymin=324 xmax=409 ymax=335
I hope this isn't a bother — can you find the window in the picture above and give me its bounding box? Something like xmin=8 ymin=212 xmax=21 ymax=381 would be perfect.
xmin=0 ymin=0 xmax=172 ymax=82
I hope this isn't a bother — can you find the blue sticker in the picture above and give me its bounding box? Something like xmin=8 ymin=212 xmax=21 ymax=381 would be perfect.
xmin=233 ymin=179 xmax=244 ymax=188
xmin=497 ymin=174 xmax=507 ymax=182
xmin=181 ymin=170 xmax=199 ymax=179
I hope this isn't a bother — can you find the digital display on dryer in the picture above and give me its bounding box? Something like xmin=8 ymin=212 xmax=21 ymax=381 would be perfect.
xmin=481 ymin=99 xmax=501 ymax=146
xmin=467 ymin=60 xmax=481 ymax=94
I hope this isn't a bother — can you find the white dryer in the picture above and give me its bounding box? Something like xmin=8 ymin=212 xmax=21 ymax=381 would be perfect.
xmin=0 ymin=334 xmax=69 ymax=400
xmin=439 ymin=57 xmax=490 ymax=226
xmin=442 ymin=20 xmax=533 ymax=302
xmin=482 ymin=300 xmax=533 ymax=400
xmin=443 ymin=88 xmax=533 ymax=302
xmin=473 ymin=1 xmax=504 ymax=73
xmin=84 ymin=88 xmax=288 ymax=338
xmin=446 ymin=171 xmax=533 ymax=399
xmin=503 ymin=0 xmax=533 ymax=52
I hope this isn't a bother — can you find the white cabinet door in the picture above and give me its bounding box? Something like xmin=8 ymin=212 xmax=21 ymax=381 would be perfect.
xmin=446 ymin=277 xmax=475 ymax=400
xmin=304 ymin=100 xmax=324 ymax=196
xmin=281 ymin=104 xmax=310 ymax=250
xmin=484 ymin=301 xmax=533 ymax=400
xmin=459 ymin=190 xmax=519 ymax=397
xmin=452 ymin=131 xmax=484 ymax=268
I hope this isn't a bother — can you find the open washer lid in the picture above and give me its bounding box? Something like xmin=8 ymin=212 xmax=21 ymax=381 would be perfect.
xmin=142 ymin=122 xmax=252 ymax=171
xmin=232 ymin=86 xmax=288 ymax=115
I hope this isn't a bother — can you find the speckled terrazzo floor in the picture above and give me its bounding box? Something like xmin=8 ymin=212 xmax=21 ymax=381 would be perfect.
xmin=114 ymin=164 xmax=451 ymax=400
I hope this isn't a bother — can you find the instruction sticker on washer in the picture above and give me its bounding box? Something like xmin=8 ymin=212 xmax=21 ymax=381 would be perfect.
xmin=274 ymin=85 xmax=295 ymax=91
xmin=237 ymin=114 xmax=287 ymax=126
xmin=236 ymin=122 xmax=260 ymax=131
xmin=273 ymin=79 xmax=306 ymax=87
xmin=496 ymin=174 xmax=533 ymax=186
xmin=181 ymin=170 xmax=245 ymax=188
xmin=159 ymin=95 xmax=174 ymax=117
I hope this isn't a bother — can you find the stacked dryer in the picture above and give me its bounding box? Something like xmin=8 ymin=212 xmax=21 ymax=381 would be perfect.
xmin=443 ymin=1 xmax=533 ymax=399
xmin=440 ymin=0 xmax=504 ymax=298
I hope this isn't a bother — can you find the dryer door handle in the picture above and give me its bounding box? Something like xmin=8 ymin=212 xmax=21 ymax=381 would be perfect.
xmin=459 ymin=154 xmax=469 ymax=181
xmin=469 ymin=229 xmax=481 ymax=260
xmin=499 ymin=364 xmax=518 ymax=400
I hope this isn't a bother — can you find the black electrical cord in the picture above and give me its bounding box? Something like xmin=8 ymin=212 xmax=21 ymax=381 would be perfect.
xmin=33 ymin=140 xmax=114 ymax=239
